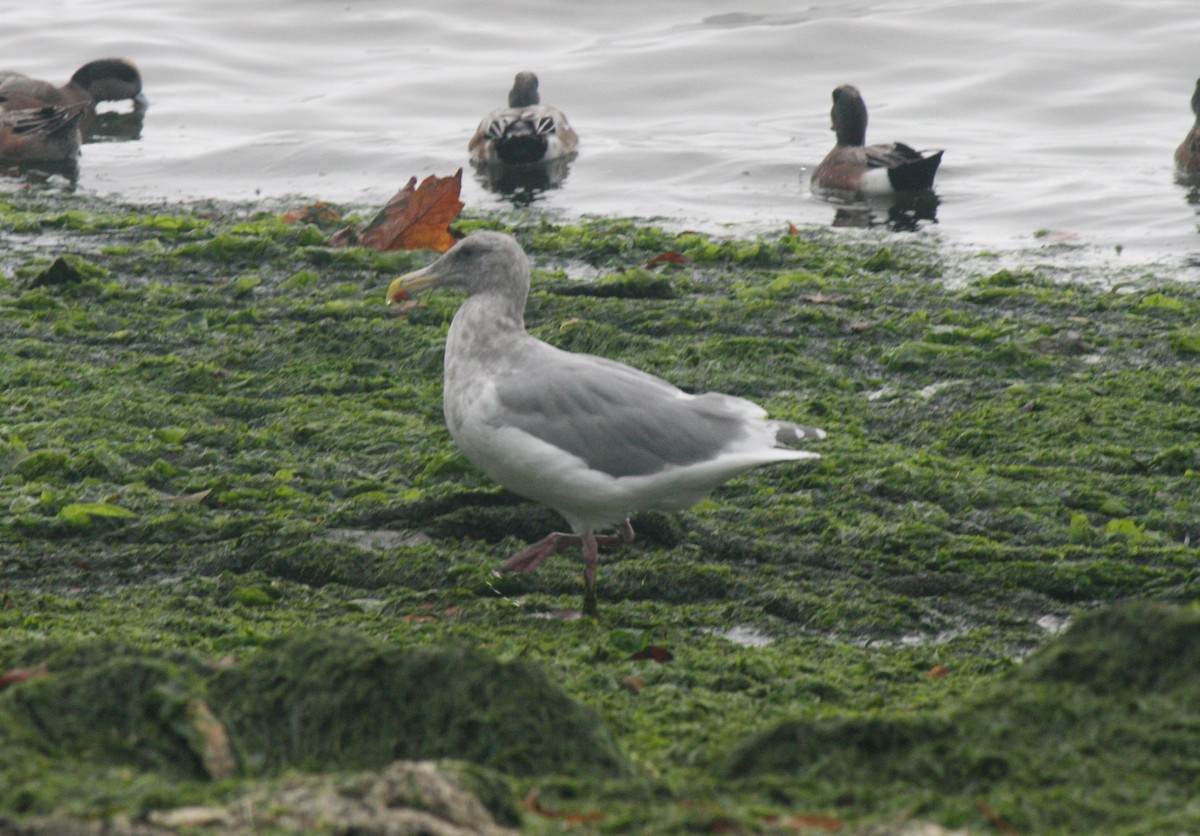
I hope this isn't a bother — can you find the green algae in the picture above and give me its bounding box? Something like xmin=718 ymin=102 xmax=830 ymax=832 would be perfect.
xmin=722 ymin=602 xmax=1200 ymax=832
xmin=1 ymin=191 xmax=1199 ymax=830
xmin=210 ymin=631 xmax=630 ymax=778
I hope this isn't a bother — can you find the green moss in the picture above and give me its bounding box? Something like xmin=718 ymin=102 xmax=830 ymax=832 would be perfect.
xmin=1 ymin=191 xmax=1199 ymax=831
xmin=722 ymin=602 xmax=1200 ymax=831
xmin=208 ymin=631 xmax=630 ymax=778
xmin=0 ymin=642 xmax=208 ymax=779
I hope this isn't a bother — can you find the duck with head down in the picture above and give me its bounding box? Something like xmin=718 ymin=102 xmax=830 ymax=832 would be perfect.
xmin=811 ymin=84 xmax=943 ymax=197
xmin=469 ymin=71 xmax=578 ymax=167
xmin=1175 ymin=78 xmax=1200 ymax=175
xmin=0 ymin=58 xmax=144 ymax=164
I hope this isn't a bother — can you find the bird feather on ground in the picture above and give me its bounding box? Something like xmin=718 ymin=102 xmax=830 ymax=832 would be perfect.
xmin=387 ymin=232 xmax=824 ymax=614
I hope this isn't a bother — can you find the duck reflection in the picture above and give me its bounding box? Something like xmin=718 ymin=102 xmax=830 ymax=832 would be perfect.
xmin=0 ymin=156 xmax=79 ymax=189
xmin=85 ymin=96 xmax=147 ymax=144
xmin=823 ymin=189 xmax=939 ymax=232
xmin=472 ymin=155 xmax=575 ymax=206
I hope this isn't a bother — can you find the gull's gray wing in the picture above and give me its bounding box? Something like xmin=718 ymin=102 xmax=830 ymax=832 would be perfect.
xmin=493 ymin=347 xmax=755 ymax=479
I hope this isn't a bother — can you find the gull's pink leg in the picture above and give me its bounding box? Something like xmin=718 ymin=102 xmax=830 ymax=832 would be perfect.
xmin=581 ymin=531 xmax=600 ymax=616
xmin=499 ymin=531 xmax=581 ymax=574
xmin=500 ymin=520 xmax=636 ymax=616
xmin=591 ymin=518 xmax=635 ymax=548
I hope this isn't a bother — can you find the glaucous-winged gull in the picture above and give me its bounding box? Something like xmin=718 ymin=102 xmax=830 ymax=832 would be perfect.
xmin=387 ymin=231 xmax=824 ymax=614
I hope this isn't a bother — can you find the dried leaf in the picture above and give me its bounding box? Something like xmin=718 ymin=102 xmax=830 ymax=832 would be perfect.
xmin=0 ymin=665 xmax=49 ymax=691
xmin=785 ymin=221 xmax=801 ymax=236
xmin=185 ymin=698 xmax=237 ymax=779
xmin=333 ymin=169 xmax=465 ymax=252
xmin=620 ymin=675 xmax=646 ymax=694
xmin=280 ymin=202 xmax=342 ymax=225
xmin=762 ymin=813 xmax=845 ymax=831
xmin=328 ymin=225 xmax=357 ymax=248
xmin=629 ymin=645 xmax=673 ymax=663
xmin=978 ymin=803 xmax=1019 ymax=834
xmin=522 ymin=788 xmax=605 ymax=824
xmin=401 ymin=614 xmax=438 ymax=624
xmin=645 ymin=251 xmax=693 ymax=268
xmin=926 ymin=663 xmax=950 ymax=680
xmin=166 ymin=488 xmax=213 ymax=506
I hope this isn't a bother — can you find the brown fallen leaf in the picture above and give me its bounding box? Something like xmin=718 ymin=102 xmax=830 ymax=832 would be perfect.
xmin=165 ymin=488 xmax=213 ymax=506
xmin=280 ymin=201 xmax=343 ymax=226
xmin=629 ymin=645 xmax=674 ymax=663
xmin=926 ymin=663 xmax=950 ymax=680
xmin=978 ymin=802 xmax=1019 ymax=834
xmin=522 ymin=788 xmax=604 ymax=825
xmin=401 ymin=614 xmax=438 ymax=624
xmin=620 ymin=675 xmax=646 ymax=694
xmin=762 ymin=812 xmax=845 ymax=831
xmin=0 ymin=665 xmax=50 ymax=692
xmin=185 ymin=698 xmax=238 ymax=779
xmin=785 ymin=221 xmax=801 ymax=236
xmin=645 ymin=251 xmax=693 ymax=268
xmin=332 ymin=169 xmax=465 ymax=252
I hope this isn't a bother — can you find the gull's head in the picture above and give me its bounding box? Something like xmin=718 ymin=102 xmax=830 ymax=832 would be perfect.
xmin=386 ymin=231 xmax=531 ymax=304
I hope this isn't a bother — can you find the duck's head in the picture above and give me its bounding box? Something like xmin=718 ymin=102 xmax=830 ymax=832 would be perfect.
xmin=70 ymin=58 xmax=145 ymax=105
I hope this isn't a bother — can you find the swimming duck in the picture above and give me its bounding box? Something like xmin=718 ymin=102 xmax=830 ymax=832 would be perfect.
xmin=811 ymin=84 xmax=943 ymax=196
xmin=1175 ymin=78 xmax=1200 ymax=174
xmin=469 ymin=71 xmax=578 ymax=166
xmin=0 ymin=58 xmax=144 ymax=163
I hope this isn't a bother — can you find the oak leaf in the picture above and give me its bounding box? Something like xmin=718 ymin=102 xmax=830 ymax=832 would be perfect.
xmin=978 ymin=803 xmax=1019 ymax=834
xmin=280 ymin=202 xmax=343 ymax=225
xmin=332 ymin=169 xmax=465 ymax=252
xmin=645 ymin=251 xmax=693 ymax=268
xmin=522 ymin=788 xmax=604 ymax=824
xmin=0 ymin=665 xmax=50 ymax=692
xmin=629 ymin=645 xmax=674 ymax=663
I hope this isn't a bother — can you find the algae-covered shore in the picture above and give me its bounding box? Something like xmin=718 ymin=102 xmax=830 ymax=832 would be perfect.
xmin=1 ymin=190 xmax=1199 ymax=833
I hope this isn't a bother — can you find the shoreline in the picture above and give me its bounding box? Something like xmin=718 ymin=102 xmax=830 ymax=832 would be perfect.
xmin=1 ymin=191 xmax=1198 ymax=832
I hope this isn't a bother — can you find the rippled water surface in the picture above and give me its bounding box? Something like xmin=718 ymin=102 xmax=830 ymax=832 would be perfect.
xmin=5 ymin=0 xmax=1200 ymax=267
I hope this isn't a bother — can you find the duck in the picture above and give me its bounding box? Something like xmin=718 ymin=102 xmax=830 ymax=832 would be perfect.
xmin=1175 ymin=78 xmax=1200 ymax=174
xmin=468 ymin=71 xmax=578 ymax=166
xmin=811 ymin=84 xmax=943 ymax=196
xmin=0 ymin=58 xmax=144 ymax=163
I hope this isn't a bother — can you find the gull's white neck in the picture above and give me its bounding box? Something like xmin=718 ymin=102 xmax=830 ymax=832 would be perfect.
xmin=443 ymin=289 xmax=535 ymax=430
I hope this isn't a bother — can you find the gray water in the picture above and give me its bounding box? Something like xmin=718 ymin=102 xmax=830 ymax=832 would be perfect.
xmin=5 ymin=0 xmax=1200 ymax=269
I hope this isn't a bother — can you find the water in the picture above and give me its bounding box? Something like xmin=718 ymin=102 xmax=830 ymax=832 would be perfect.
xmin=5 ymin=0 xmax=1200 ymax=269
